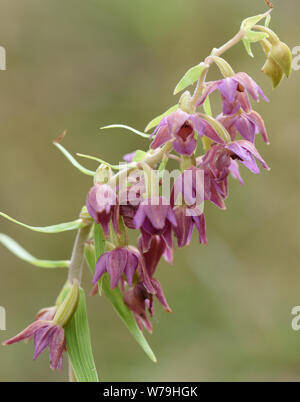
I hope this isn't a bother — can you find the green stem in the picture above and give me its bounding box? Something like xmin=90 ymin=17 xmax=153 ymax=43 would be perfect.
xmin=68 ymin=224 xmax=92 ymax=285
xmin=191 ymin=29 xmax=245 ymax=106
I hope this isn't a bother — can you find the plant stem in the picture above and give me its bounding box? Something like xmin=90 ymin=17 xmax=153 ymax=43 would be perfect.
xmin=68 ymin=224 xmax=92 ymax=285
xmin=191 ymin=29 xmax=245 ymax=106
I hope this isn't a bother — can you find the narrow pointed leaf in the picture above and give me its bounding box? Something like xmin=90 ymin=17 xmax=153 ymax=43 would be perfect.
xmin=84 ymin=243 xmax=157 ymax=363
xmin=173 ymin=62 xmax=207 ymax=95
xmin=76 ymin=153 xmax=135 ymax=171
xmin=54 ymin=142 xmax=95 ymax=176
xmin=145 ymin=104 xmax=178 ymax=132
xmin=0 ymin=212 xmax=83 ymax=233
xmin=0 ymin=234 xmax=69 ymax=268
xmin=101 ymin=124 xmax=150 ymax=138
xmin=65 ymin=288 xmax=99 ymax=382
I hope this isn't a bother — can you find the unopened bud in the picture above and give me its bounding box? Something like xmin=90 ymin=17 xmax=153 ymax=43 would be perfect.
xmin=262 ymin=56 xmax=284 ymax=88
xmin=79 ymin=205 xmax=93 ymax=226
xmin=94 ymin=164 xmax=113 ymax=185
xmin=179 ymin=91 xmax=194 ymax=114
xmin=53 ymin=280 xmax=79 ymax=328
xmin=269 ymin=41 xmax=292 ymax=78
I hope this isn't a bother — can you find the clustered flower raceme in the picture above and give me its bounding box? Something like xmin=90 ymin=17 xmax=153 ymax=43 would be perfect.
xmin=1 ymin=10 xmax=292 ymax=377
xmin=85 ymin=71 xmax=270 ymax=333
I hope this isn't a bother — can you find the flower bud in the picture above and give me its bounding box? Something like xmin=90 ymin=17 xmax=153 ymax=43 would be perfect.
xmin=269 ymin=41 xmax=292 ymax=78
xmin=179 ymin=91 xmax=194 ymax=114
xmin=53 ymin=280 xmax=79 ymax=328
xmin=79 ymin=205 xmax=94 ymax=226
xmin=262 ymin=56 xmax=284 ymax=88
xmin=94 ymin=164 xmax=113 ymax=185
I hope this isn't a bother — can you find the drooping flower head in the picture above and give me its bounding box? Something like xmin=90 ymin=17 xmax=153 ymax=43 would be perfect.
xmin=2 ymin=319 xmax=66 ymax=371
xmin=150 ymin=109 xmax=223 ymax=156
xmin=92 ymin=246 xmax=155 ymax=294
xmin=133 ymin=196 xmax=177 ymax=251
xmin=197 ymin=73 xmax=269 ymax=144
xmin=86 ymin=183 xmax=116 ymax=236
xmin=124 ymin=236 xmax=172 ymax=333
xmin=198 ymin=72 xmax=269 ymax=115
xmin=171 ymin=167 xmax=207 ymax=247
xmin=199 ymin=140 xmax=270 ymax=209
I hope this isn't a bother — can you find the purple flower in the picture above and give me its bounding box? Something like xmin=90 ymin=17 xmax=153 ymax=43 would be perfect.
xmin=138 ymin=235 xmax=172 ymax=276
xmin=86 ymin=183 xmax=116 ymax=236
xmin=217 ymin=110 xmax=269 ymax=144
xmin=150 ymin=109 xmax=223 ymax=156
xmin=119 ymin=171 xmax=146 ymax=229
xmin=124 ymin=283 xmax=154 ymax=333
xmin=197 ymin=73 xmax=269 ymax=144
xmin=124 ymin=236 xmax=172 ymax=333
xmin=2 ymin=319 xmax=66 ymax=371
xmin=199 ymin=140 xmax=269 ymax=209
xmin=197 ymin=72 xmax=269 ymax=114
xmin=133 ymin=196 xmax=177 ymax=251
xmin=93 ymin=246 xmax=155 ymax=294
xmin=173 ymin=206 xmax=207 ymax=248
xmin=170 ymin=167 xmax=207 ymax=247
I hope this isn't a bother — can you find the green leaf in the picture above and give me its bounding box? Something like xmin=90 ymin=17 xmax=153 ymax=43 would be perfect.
xmin=101 ymin=124 xmax=150 ymax=139
xmin=173 ymin=62 xmax=207 ymax=95
xmin=144 ymin=104 xmax=178 ymax=132
xmin=65 ymin=288 xmax=99 ymax=382
xmin=0 ymin=234 xmax=69 ymax=268
xmin=54 ymin=142 xmax=95 ymax=176
xmin=243 ymin=38 xmax=254 ymax=58
xmin=84 ymin=243 xmax=157 ymax=363
xmin=0 ymin=212 xmax=83 ymax=233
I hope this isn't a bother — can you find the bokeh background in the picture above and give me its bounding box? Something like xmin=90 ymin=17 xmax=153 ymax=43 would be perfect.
xmin=0 ymin=0 xmax=299 ymax=382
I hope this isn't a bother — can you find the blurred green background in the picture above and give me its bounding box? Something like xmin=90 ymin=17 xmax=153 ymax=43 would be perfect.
xmin=0 ymin=0 xmax=299 ymax=382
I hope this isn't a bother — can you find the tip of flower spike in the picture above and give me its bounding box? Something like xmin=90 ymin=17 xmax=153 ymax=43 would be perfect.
xmin=53 ymin=129 xmax=67 ymax=144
